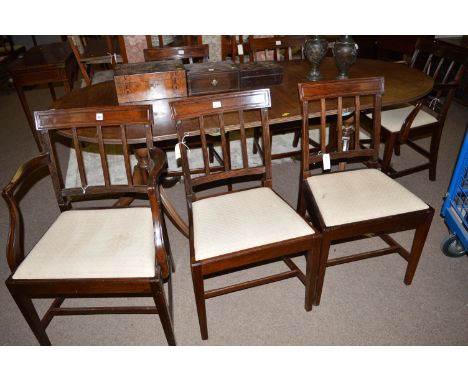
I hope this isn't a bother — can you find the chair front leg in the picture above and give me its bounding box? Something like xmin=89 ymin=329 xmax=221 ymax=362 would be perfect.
xmin=150 ymin=278 xmax=176 ymax=346
xmin=314 ymin=232 xmax=332 ymax=306
xmin=191 ymin=264 xmax=208 ymax=340
xmin=428 ymin=123 xmax=443 ymax=181
xmin=404 ymin=209 xmax=434 ymax=285
xmin=305 ymin=238 xmax=321 ymax=311
xmin=7 ymin=286 xmax=51 ymax=345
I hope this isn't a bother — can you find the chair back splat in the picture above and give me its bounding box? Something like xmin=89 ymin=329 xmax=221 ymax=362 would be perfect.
xmin=410 ymin=37 xmax=467 ymax=127
xmin=35 ymin=105 xmax=154 ymax=208
xmin=299 ymin=77 xmax=384 ymax=178
xmin=171 ymin=88 xmax=272 ymax=197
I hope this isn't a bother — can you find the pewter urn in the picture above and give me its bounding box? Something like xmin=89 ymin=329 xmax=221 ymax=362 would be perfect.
xmin=333 ymin=35 xmax=358 ymax=79
xmin=304 ymin=35 xmax=328 ymax=81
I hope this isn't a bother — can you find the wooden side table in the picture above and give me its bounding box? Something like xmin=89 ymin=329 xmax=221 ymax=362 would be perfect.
xmin=9 ymin=42 xmax=77 ymax=150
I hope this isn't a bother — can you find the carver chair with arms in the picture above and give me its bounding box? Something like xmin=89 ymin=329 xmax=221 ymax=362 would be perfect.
xmin=361 ymin=37 xmax=467 ymax=180
xmin=249 ymin=35 xmax=307 ymax=160
xmin=3 ymin=105 xmax=176 ymax=345
xmin=170 ymin=89 xmax=319 ymax=340
xmin=297 ymin=77 xmax=434 ymax=306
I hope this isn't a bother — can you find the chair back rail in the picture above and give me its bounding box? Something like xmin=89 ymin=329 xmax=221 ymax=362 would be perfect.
xmin=299 ymin=77 xmax=384 ymax=175
xmin=144 ymin=44 xmax=209 ymax=64
xmin=34 ymin=105 xmax=154 ymax=206
xmin=249 ymin=35 xmax=306 ymax=62
xmin=169 ymin=89 xmax=272 ymax=197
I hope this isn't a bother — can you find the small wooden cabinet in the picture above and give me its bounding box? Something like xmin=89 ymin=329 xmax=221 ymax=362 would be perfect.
xmin=114 ymin=61 xmax=187 ymax=103
xmin=239 ymin=62 xmax=283 ymax=89
xmin=185 ymin=62 xmax=240 ymax=96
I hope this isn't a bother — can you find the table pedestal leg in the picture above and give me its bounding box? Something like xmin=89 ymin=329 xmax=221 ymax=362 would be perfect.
xmin=113 ymin=147 xmax=189 ymax=238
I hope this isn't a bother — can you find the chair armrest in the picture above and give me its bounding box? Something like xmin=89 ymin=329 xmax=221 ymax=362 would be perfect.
xmin=2 ymin=153 xmax=50 ymax=272
xmin=147 ymin=147 xmax=172 ymax=279
xmin=3 ymin=153 xmax=50 ymax=196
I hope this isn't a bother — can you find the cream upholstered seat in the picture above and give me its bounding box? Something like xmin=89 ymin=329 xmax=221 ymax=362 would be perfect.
xmin=80 ymin=69 xmax=114 ymax=88
xmin=366 ymin=105 xmax=438 ymax=133
xmin=192 ymin=187 xmax=314 ymax=261
xmin=307 ymin=168 xmax=428 ymax=227
xmin=13 ymin=207 xmax=155 ymax=280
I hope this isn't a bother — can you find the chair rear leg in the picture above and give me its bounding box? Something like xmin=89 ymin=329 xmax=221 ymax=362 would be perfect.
xmin=7 ymin=288 xmax=51 ymax=345
xmin=394 ymin=142 xmax=401 ymax=156
xmin=292 ymin=129 xmax=301 ymax=147
xmin=150 ymin=278 xmax=176 ymax=346
xmin=404 ymin=209 xmax=434 ymax=285
xmin=428 ymin=125 xmax=443 ymax=181
xmin=191 ymin=264 xmax=208 ymax=340
xmin=314 ymin=233 xmax=332 ymax=306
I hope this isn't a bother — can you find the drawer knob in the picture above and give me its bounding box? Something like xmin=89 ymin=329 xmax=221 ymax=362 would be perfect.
xmin=211 ymin=79 xmax=218 ymax=86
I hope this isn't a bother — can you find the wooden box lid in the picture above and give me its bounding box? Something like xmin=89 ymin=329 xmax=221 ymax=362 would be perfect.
xmin=114 ymin=61 xmax=185 ymax=77
xmin=185 ymin=61 xmax=239 ymax=76
xmin=239 ymin=62 xmax=283 ymax=77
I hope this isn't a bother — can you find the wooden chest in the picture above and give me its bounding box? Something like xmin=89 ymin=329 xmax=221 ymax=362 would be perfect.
xmin=114 ymin=61 xmax=187 ymax=103
xmin=185 ymin=62 xmax=240 ymax=96
xmin=239 ymin=62 xmax=283 ymax=90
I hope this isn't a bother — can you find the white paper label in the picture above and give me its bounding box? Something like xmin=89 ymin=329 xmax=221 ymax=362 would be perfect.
xmin=96 ymin=113 xmax=103 ymax=121
xmin=178 ymin=49 xmax=185 ymax=55
xmin=237 ymin=43 xmax=244 ymax=55
xmin=275 ymin=40 xmax=281 ymax=46
xmin=212 ymin=101 xmax=222 ymax=108
xmin=174 ymin=143 xmax=181 ymax=160
xmin=323 ymin=153 xmax=331 ymax=170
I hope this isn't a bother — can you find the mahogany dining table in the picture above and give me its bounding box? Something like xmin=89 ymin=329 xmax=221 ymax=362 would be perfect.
xmin=51 ymin=57 xmax=434 ymax=237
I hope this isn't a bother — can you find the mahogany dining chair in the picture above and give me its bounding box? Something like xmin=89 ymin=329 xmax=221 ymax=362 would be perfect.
xmin=170 ymin=88 xmax=320 ymax=340
xmin=3 ymin=105 xmax=176 ymax=345
xmin=297 ymin=77 xmax=434 ymax=306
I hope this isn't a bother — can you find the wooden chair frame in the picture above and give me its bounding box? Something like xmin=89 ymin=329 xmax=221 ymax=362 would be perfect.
xmin=144 ymin=44 xmax=209 ymax=64
xmin=298 ymin=77 xmax=434 ymax=306
xmin=362 ymin=37 xmax=467 ymax=180
xmin=3 ymin=105 xmax=176 ymax=345
xmin=170 ymin=89 xmax=319 ymax=340
xmin=67 ymin=35 xmax=121 ymax=87
xmin=250 ymin=35 xmax=307 ymax=160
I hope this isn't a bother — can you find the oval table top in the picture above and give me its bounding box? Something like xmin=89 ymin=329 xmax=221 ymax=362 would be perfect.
xmin=52 ymin=57 xmax=434 ymax=144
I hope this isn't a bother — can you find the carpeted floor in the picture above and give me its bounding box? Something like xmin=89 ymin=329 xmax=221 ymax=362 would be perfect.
xmin=0 ymin=83 xmax=467 ymax=346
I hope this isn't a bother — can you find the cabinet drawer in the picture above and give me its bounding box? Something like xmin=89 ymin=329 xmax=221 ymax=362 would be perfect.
xmin=187 ymin=72 xmax=240 ymax=96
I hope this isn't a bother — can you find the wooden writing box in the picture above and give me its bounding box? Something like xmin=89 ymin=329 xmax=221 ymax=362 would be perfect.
xmin=185 ymin=62 xmax=240 ymax=96
xmin=239 ymin=62 xmax=283 ymax=90
xmin=114 ymin=61 xmax=187 ymax=103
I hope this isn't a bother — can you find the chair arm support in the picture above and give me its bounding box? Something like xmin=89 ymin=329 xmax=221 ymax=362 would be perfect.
xmin=147 ymin=147 xmax=171 ymax=279
xmin=2 ymin=153 xmax=50 ymax=273
xmin=399 ymin=100 xmax=424 ymax=143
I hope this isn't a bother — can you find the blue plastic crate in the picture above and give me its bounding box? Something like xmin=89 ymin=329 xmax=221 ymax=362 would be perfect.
xmin=441 ymin=128 xmax=468 ymax=255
